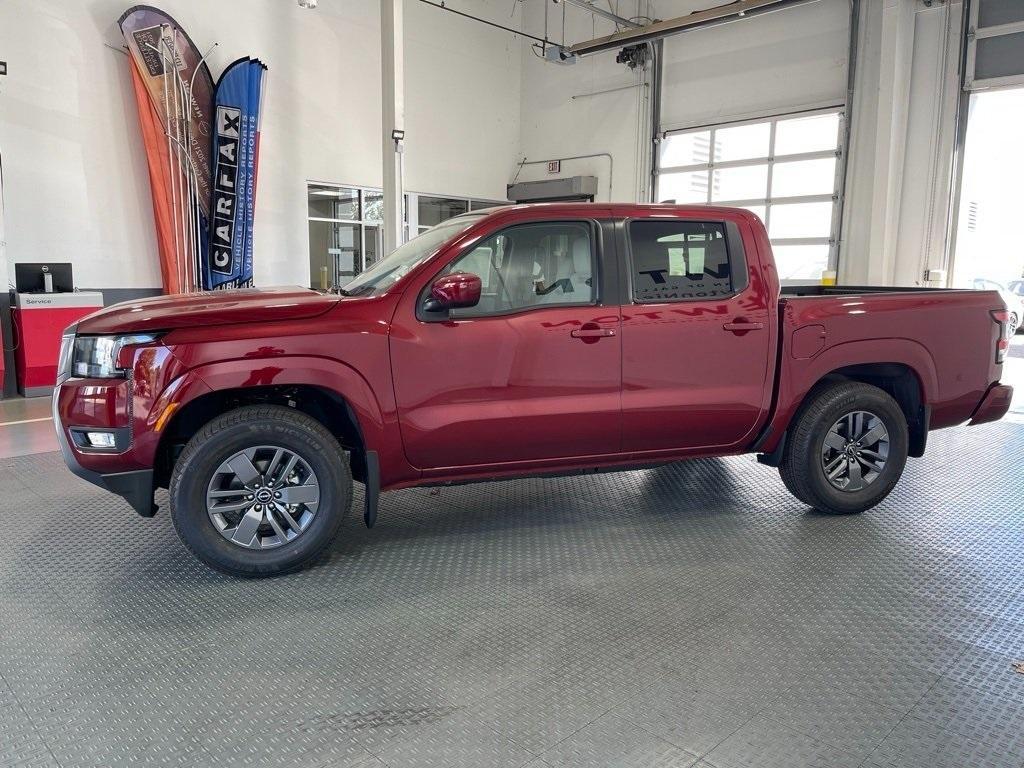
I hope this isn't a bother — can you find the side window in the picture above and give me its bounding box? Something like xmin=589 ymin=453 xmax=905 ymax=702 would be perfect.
xmin=628 ymin=220 xmax=735 ymax=302
xmin=445 ymin=222 xmax=596 ymax=318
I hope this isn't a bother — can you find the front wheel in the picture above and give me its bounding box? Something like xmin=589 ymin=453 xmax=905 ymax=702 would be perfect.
xmin=779 ymin=381 xmax=909 ymax=515
xmin=170 ymin=405 xmax=352 ymax=577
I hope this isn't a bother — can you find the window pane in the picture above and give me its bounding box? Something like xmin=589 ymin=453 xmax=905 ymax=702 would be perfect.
xmin=628 ymin=220 xmax=733 ymax=302
xmin=308 ymin=220 xmax=360 ymax=289
xmin=979 ymin=0 xmax=1024 ymax=28
xmin=711 ymin=164 xmax=769 ymax=202
xmin=774 ymin=113 xmax=840 ymax=155
xmin=418 ymin=196 xmax=469 ymax=227
xmin=470 ymin=199 xmax=505 ymax=211
xmin=363 ymin=191 xmax=384 ymax=224
xmin=975 ymin=32 xmax=1024 ymax=80
xmin=449 ymin=222 xmax=595 ymax=317
xmin=660 ymin=131 xmax=711 ymax=168
xmin=771 ymin=157 xmax=837 ymax=198
xmin=658 ymin=171 xmax=709 ymax=203
xmin=713 ymin=122 xmax=770 ymax=162
xmin=308 ymin=185 xmax=359 ymax=220
xmin=768 ymin=202 xmax=834 ymax=239
xmin=772 ymin=244 xmax=830 ymax=281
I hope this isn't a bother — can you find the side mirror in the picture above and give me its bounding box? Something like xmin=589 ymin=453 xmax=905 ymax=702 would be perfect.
xmin=423 ymin=272 xmax=482 ymax=312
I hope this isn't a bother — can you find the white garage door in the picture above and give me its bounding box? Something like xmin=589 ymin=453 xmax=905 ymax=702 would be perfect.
xmin=655 ymin=0 xmax=851 ymax=282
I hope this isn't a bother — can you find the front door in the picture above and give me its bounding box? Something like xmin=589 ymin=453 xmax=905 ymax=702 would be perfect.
xmin=390 ymin=217 xmax=622 ymax=470
xmin=620 ymin=216 xmax=773 ymax=453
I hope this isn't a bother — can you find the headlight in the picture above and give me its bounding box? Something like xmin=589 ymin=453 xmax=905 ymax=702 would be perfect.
xmin=70 ymin=334 xmax=161 ymax=378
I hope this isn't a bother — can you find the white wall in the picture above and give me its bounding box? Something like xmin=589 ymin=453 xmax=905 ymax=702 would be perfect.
xmin=516 ymin=0 xmax=849 ymax=204
xmin=516 ymin=2 xmax=657 ymax=202
xmin=840 ymin=0 xmax=963 ymax=286
xmin=0 ymin=0 xmax=975 ymax=294
xmin=0 ymin=0 xmax=522 ymax=291
xmin=518 ymin=0 xmax=968 ymax=289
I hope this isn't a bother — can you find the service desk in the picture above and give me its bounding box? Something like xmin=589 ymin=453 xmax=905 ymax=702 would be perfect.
xmin=13 ymin=292 xmax=104 ymax=396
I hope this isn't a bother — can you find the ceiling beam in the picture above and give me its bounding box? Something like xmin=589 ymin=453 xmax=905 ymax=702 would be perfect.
xmin=557 ymin=0 xmax=643 ymax=30
xmin=568 ymin=0 xmax=821 ymax=55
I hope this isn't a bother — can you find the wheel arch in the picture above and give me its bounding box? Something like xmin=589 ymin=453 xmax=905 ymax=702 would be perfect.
xmin=150 ymin=357 xmax=389 ymax=490
xmin=805 ymin=362 xmax=928 ymax=457
xmin=760 ymin=339 xmax=939 ymax=459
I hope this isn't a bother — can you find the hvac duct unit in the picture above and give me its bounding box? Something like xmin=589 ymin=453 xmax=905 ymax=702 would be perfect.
xmin=506 ymin=175 xmax=599 ymax=203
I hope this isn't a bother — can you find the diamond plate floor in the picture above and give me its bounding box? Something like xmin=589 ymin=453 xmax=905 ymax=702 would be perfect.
xmin=1 ymin=419 xmax=1022 ymax=768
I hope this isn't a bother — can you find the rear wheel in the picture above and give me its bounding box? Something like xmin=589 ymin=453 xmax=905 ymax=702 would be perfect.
xmin=779 ymin=381 xmax=908 ymax=515
xmin=170 ymin=405 xmax=351 ymax=577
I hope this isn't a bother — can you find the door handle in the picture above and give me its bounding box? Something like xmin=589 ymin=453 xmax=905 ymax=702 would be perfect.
xmin=723 ymin=320 xmax=764 ymax=333
xmin=571 ymin=327 xmax=616 ymax=338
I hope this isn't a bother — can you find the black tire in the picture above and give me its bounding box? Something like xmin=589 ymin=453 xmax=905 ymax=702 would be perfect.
xmin=170 ymin=405 xmax=351 ymax=577
xmin=779 ymin=381 xmax=908 ymax=515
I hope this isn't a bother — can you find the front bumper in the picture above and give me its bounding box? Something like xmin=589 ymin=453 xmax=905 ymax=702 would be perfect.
xmin=52 ymin=389 xmax=156 ymax=517
xmin=969 ymin=383 xmax=1014 ymax=426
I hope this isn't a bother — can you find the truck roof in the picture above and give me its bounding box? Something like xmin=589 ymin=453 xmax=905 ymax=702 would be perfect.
xmin=465 ymin=202 xmax=758 ymax=219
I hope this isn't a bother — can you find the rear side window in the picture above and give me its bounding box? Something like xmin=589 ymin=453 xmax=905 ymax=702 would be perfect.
xmin=628 ymin=220 xmax=736 ymax=302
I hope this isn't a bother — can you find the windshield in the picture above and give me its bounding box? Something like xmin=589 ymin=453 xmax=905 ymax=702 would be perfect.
xmin=339 ymin=215 xmax=487 ymax=297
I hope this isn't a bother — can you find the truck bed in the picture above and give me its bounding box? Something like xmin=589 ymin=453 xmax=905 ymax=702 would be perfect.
xmin=780 ymin=284 xmax=976 ymax=298
xmin=757 ymin=284 xmax=1007 ymax=456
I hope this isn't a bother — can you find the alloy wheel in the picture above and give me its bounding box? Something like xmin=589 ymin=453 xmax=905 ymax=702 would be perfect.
xmin=206 ymin=445 xmax=320 ymax=549
xmin=820 ymin=410 xmax=890 ymax=492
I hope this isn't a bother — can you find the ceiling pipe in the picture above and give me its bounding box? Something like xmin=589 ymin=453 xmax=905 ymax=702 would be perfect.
xmin=555 ymin=0 xmax=643 ymax=29
xmin=568 ymin=0 xmax=822 ymax=55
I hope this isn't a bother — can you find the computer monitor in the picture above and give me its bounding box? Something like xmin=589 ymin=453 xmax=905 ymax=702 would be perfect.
xmin=14 ymin=263 xmax=74 ymax=293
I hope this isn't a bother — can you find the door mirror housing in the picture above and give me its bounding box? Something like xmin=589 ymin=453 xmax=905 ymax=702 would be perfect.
xmin=423 ymin=272 xmax=482 ymax=313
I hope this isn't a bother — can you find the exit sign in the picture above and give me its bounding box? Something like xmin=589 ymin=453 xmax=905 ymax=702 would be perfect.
xmin=546 ymin=160 xmax=560 ymax=174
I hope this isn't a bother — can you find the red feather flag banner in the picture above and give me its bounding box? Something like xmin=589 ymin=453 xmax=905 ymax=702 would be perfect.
xmin=127 ymin=59 xmax=183 ymax=293
xmin=118 ymin=5 xmax=265 ymax=294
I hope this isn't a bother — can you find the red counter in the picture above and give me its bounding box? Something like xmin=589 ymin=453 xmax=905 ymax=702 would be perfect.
xmin=13 ymin=292 xmax=103 ymax=397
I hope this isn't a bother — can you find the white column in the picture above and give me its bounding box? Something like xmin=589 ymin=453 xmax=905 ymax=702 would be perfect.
xmin=840 ymin=0 xmax=915 ymax=285
xmin=381 ymin=0 xmax=405 ymax=256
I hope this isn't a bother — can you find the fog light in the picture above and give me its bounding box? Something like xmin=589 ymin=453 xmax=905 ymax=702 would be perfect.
xmin=85 ymin=431 xmax=117 ymax=449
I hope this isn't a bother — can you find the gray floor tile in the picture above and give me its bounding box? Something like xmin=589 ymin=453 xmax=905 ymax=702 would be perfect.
xmin=0 ymin=700 xmax=58 ymax=768
xmin=863 ymin=714 xmax=1022 ymax=768
xmin=371 ymin=709 xmax=534 ymax=768
xmin=0 ymin=418 xmax=1020 ymax=767
xmin=539 ymin=713 xmax=699 ymax=768
xmin=942 ymin=644 xmax=1024 ymax=705
xmin=758 ymin=683 xmax=904 ymax=758
xmin=612 ymin=672 xmax=754 ymax=756
xmin=907 ymin=678 xmax=1024 ymax=753
xmin=704 ymin=715 xmax=861 ymax=768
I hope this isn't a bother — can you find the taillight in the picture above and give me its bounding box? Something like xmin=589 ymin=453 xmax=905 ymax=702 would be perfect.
xmin=992 ymin=309 xmax=1010 ymax=364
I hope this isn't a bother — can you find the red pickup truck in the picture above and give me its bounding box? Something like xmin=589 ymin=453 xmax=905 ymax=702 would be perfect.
xmin=54 ymin=204 xmax=1013 ymax=576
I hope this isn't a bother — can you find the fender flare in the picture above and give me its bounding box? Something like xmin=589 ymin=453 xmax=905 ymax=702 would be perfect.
xmin=153 ymin=355 xmax=389 ymax=456
xmin=759 ymin=337 xmax=939 ymax=454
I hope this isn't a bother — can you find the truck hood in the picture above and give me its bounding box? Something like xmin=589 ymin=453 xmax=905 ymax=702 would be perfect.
xmin=75 ymin=287 xmax=340 ymax=335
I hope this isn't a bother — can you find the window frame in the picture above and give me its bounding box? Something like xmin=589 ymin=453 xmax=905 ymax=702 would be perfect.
xmin=965 ymin=0 xmax=1024 ymax=91
xmin=417 ymin=218 xmax=604 ymax=322
xmin=654 ymin=106 xmax=845 ymax=281
xmin=623 ymin=217 xmax=749 ymax=305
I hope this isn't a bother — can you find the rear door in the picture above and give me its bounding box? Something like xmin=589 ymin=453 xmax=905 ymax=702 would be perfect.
xmin=620 ymin=215 xmax=773 ymax=452
xmin=389 ymin=216 xmax=623 ymax=470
